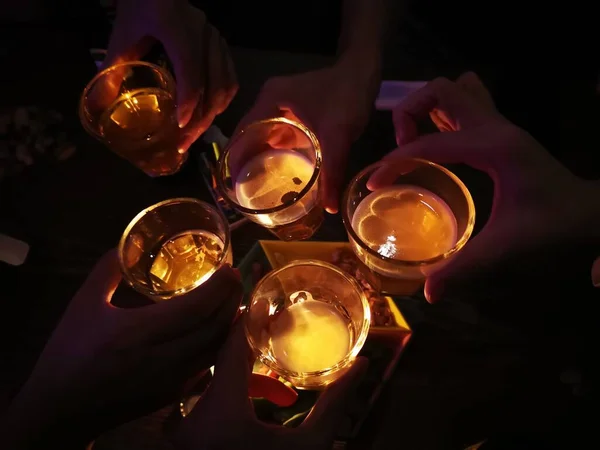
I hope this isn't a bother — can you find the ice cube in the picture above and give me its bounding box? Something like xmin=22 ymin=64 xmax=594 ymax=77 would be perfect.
xmin=149 ymin=254 xmax=170 ymax=281
xmin=165 ymin=234 xmax=195 ymax=256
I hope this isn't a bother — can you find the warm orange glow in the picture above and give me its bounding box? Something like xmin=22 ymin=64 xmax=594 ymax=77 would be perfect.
xmin=269 ymin=297 xmax=351 ymax=373
xmin=235 ymin=149 xmax=317 ymax=226
xmin=149 ymin=230 xmax=226 ymax=291
xmin=352 ymin=185 xmax=457 ymax=264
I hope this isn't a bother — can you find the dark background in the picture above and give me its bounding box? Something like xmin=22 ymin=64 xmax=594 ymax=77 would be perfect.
xmin=1 ymin=1 xmax=599 ymax=449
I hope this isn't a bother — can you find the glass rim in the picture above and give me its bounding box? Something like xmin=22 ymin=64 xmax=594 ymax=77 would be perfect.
xmin=216 ymin=117 xmax=322 ymax=215
xmin=117 ymin=197 xmax=231 ymax=299
xmin=78 ymin=60 xmax=176 ymax=140
xmin=341 ymin=158 xmax=476 ymax=267
xmin=245 ymin=259 xmax=371 ymax=379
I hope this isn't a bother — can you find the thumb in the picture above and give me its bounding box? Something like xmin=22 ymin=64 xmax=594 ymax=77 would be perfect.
xmin=79 ymin=249 xmax=122 ymax=305
xmin=367 ymin=131 xmax=493 ymax=191
xmin=136 ymin=265 xmax=242 ymax=340
xmin=103 ymin=25 xmax=153 ymax=69
xmin=234 ymin=99 xmax=281 ymax=136
xmin=300 ymin=357 xmax=368 ymax=435
xmin=320 ymin=130 xmax=351 ymax=214
xmin=228 ymin=100 xmax=282 ymax=180
xmin=196 ymin=319 xmax=254 ymax=413
xmin=90 ymin=32 xmax=153 ymax=114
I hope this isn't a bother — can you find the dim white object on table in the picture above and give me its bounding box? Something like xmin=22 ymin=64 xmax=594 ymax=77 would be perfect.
xmin=202 ymin=125 xmax=229 ymax=149
xmin=375 ymin=80 xmax=428 ymax=110
xmin=0 ymin=233 xmax=29 ymax=266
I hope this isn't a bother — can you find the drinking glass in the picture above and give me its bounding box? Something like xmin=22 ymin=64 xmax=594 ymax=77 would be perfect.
xmin=246 ymin=260 xmax=370 ymax=389
xmin=79 ymin=61 xmax=186 ymax=177
xmin=217 ymin=117 xmax=323 ymax=241
xmin=342 ymin=158 xmax=475 ymax=296
xmin=118 ymin=198 xmax=232 ymax=301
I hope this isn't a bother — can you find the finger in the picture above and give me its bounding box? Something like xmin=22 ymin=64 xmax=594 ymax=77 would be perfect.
xmin=424 ymin=225 xmax=502 ymax=303
xmin=79 ymin=249 xmax=122 ymax=305
xmin=178 ymin=30 xmax=234 ymax=152
xmin=429 ymin=109 xmax=454 ymax=132
xmin=192 ymin=319 xmax=254 ymax=414
xmin=301 ymin=357 xmax=368 ymax=434
xmin=133 ymin=265 xmax=242 ymax=342
xmin=233 ymin=75 xmax=303 ymax=135
xmin=228 ymin=99 xmax=281 ymax=179
xmin=392 ymin=77 xmax=455 ymax=145
xmin=161 ymin=26 xmax=204 ymax=129
xmin=150 ymin=278 xmax=242 ymax=371
xmin=382 ymin=130 xmax=492 ymax=172
xmin=320 ymin=131 xmax=352 ymax=214
xmin=368 ymin=132 xmax=490 ymax=191
xmin=235 ymin=98 xmax=281 ymax=136
xmin=365 ymin=158 xmax=423 ymax=191
xmin=248 ymin=373 xmax=298 ymax=407
xmin=103 ymin=27 xmax=154 ymax=68
xmin=456 ymin=72 xmax=496 ymax=110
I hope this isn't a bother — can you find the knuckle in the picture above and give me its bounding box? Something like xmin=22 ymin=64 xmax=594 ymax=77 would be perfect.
xmin=262 ymin=76 xmax=285 ymax=94
xmin=430 ymin=76 xmax=455 ymax=94
xmin=190 ymin=6 xmax=207 ymax=24
xmin=226 ymin=82 xmax=239 ymax=99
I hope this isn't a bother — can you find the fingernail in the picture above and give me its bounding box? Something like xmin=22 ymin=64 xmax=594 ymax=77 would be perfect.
xmin=177 ymin=106 xmax=192 ymax=128
xmin=424 ymin=281 xmax=440 ymax=304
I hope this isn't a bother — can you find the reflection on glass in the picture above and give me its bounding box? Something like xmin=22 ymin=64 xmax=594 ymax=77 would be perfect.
xmin=118 ymin=198 xmax=232 ymax=300
xmin=342 ymin=158 xmax=475 ymax=296
xmin=246 ymin=260 xmax=370 ymax=389
xmin=218 ymin=118 xmax=323 ymax=241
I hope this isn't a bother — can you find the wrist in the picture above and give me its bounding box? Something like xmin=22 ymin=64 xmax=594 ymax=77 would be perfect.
xmin=337 ymin=44 xmax=382 ymax=78
xmin=335 ymin=49 xmax=382 ymax=99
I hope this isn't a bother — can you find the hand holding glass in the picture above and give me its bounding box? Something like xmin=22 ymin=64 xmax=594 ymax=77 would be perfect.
xmin=80 ymin=61 xmax=186 ymax=177
xmin=217 ymin=118 xmax=324 ymax=241
xmin=342 ymin=158 xmax=475 ymax=296
xmin=118 ymin=198 xmax=232 ymax=301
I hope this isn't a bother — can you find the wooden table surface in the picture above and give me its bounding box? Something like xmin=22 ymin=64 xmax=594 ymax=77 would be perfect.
xmin=1 ymin=24 xmax=596 ymax=450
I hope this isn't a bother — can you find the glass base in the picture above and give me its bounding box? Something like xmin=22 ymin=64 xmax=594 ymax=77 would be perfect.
xmin=145 ymin=150 xmax=189 ymax=177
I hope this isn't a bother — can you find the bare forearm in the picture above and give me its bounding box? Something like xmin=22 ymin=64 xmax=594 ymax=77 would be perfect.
xmin=337 ymin=0 xmax=388 ymax=69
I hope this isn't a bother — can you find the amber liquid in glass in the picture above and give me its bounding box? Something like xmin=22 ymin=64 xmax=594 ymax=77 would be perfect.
xmin=235 ymin=149 xmax=323 ymax=240
xmin=351 ymin=185 xmax=458 ymax=294
xmin=99 ymin=87 xmax=184 ymax=177
xmin=147 ymin=229 xmax=228 ymax=292
xmin=268 ymin=297 xmax=353 ymax=373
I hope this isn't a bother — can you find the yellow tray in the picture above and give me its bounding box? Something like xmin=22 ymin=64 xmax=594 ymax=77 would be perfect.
xmin=259 ymin=240 xmax=410 ymax=333
xmin=236 ymin=240 xmax=413 ymax=443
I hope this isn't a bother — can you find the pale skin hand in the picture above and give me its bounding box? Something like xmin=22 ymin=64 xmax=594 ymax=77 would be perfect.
xmin=235 ymin=0 xmax=387 ymax=214
xmin=172 ymin=320 xmax=369 ymax=450
xmin=370 ymin=73 xmax=600 ymax=302
xmin=0 ymin=250 xmax=243 ymax=449
xmin=105 ymin=0 xmax=238 ymax=152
